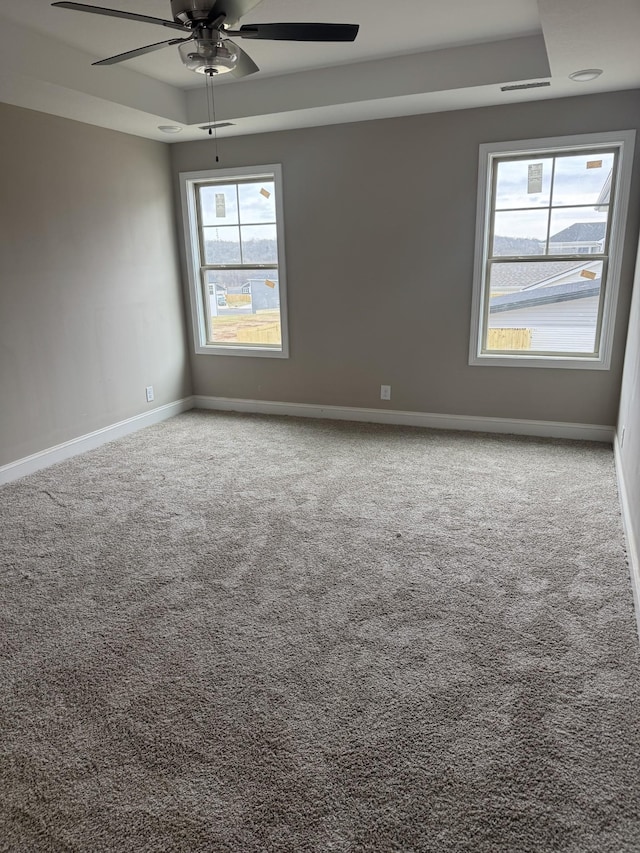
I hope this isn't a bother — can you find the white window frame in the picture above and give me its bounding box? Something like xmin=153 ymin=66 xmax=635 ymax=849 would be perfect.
xmin=180 ymin=164 xmax=289 ymax=358
xmin=469 ymin=130 xmax=635 ymax=369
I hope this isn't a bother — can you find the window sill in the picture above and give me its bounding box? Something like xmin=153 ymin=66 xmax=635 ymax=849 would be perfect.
xmin=469 ymin=352 xmax=609 ymax=370
xmin=194 ymin=342 xmax=289 ymax=358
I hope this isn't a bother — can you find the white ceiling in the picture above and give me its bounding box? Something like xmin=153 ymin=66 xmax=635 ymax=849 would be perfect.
xmin=0 ymin=0 xmax=639 ymax=142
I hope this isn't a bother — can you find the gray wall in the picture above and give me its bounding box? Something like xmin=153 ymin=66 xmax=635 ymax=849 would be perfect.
xmin=171 ymin=90 xmax=640 ymax=426
xmin=0 ymin=104 xmax=191 ymax=467
xmin=618 ymin=224 xmax=640 ymax=557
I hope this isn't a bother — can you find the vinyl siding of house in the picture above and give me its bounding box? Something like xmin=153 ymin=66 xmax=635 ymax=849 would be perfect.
xmin=488 ymin=296 xmax=600 ymax=352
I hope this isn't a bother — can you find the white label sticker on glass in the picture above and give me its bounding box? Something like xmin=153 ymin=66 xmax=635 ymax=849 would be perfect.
xmin=215 ymin=193 xmax=226 ymax=217
xmin=528 ymin=163 xmax=543 ymax=194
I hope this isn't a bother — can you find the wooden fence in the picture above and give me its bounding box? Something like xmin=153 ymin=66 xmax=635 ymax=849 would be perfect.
xmin=487 ymin=328 xmax=532 ymax=351
xmin=237 ymin=323 xmax=281 ymax=345
xmin=225 ymin=294 xmax=251 ymax=307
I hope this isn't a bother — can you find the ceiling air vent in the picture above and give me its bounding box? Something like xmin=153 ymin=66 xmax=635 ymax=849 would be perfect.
xmin=200 ymin=122 xmax=235 ymax=131
xmin=501 ymin=81 xmax=551 ymax=92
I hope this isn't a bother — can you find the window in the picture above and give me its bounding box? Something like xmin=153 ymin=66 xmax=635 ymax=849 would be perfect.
xmin=180 ymin=164 xmax=289 ymax=357
xmin=470 ymin=131 xmax=635 ymax=369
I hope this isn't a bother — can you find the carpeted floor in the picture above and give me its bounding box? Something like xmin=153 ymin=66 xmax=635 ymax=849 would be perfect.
xmin=1 ymin=410 xmax=640 ymax=852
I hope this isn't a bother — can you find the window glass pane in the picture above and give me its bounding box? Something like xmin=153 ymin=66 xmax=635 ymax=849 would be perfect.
xmin=240 ymin=224 xmax=278 ymax=264
xmin=551 ymin=153 xmax=615 ymax=207
xmin=494 ymin=157 xmax=553 ymax=209
xmin=485 ymin=260 xmax=603 ymax=354
xmin=202 ymin=225 xmax=241 ymax=264
xmin=238 ymin=181 xmax=276 ymax=224
xmin=492 ymin=209 xmax=548 ymax=256
xmin=204 ymin=269 xmax=281 ymax=347
xmin=199 ymin=184 xmax=239 ymax=226
xmin=547 ymin=208 xmax=608 ymax=256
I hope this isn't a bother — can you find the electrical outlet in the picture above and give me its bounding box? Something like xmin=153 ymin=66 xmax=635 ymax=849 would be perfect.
xmin=145 ymin=385 xmax=154 ymax=403
xmin=380 ymin=385 xmax=391 ymax=401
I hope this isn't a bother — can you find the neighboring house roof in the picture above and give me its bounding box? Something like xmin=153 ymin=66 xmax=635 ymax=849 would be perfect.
xmin=490 ymin=261 xmax=583 ymax=292
xmin=490 ymin=279 xmax=601 ymax=313
xmin=523 ymin=261 xmax=600 ymax=290
xmin=548 ymin=222 xmax=606 ymax=243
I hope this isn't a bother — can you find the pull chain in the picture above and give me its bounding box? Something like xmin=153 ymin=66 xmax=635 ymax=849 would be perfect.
xmin=205 ymin=70 xmax=220 ymax=163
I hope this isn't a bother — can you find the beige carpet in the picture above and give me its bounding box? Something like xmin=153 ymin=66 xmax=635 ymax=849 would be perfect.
xmin=1 ymin=411 xmax=640 ymax=852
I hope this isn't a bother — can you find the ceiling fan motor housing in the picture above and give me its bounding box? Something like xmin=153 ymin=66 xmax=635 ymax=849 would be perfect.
xmin=170 ymin=0 xmax=218 ymax=27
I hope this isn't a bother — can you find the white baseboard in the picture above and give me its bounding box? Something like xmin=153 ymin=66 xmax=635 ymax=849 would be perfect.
xmin=1 ymin=393 xmax=616 ymax=487
xmin=0 ymin=397 xmax=195 ymax=487
xmin=193 ymin=395 xmax=614 ymax=443
xmin=614 ymin=431 xmax=640 ymax=643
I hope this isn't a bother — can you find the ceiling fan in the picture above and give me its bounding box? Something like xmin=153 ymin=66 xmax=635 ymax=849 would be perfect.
xmin=51 ymin=0 xmax=360 ymax=78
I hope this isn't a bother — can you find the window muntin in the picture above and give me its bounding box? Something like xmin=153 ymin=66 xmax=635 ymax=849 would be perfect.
xmin=470 ymin=132 xmax=635 ymax=369
xmin=180 ymin=165 xmax=288 ymax=358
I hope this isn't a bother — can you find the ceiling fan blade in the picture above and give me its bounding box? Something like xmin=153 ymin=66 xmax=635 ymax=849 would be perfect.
xmin=232 ymin=22 xmax=359 ymax=42
xmin=93 ymin=37 xmax=191 ymax=66
xmin=228 ymin=41 xmax=259 ymax=78
xmin=51 ymin=3 xmax=185 ymax=32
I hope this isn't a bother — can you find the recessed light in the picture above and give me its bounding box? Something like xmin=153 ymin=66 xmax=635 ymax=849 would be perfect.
xmin=157 ymin=125 xmax=183 ymax=134
xmin=569 ymin=69 xmax=603 ymax=82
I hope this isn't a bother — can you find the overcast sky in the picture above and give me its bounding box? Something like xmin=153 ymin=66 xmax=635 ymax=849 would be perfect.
xmin=200 ymin=181 xmax=276 ymax=227
xmin=494 ymin=153 xmax=614 ymax=241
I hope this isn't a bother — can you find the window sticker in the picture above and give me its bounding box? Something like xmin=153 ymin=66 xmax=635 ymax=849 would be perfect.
xmin=527 ymin=163 xmax=543 ymax=193
xmin=215 ymin=193 xmax=226 ymax=217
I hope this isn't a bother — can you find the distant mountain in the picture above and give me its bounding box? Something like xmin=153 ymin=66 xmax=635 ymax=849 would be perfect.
xmin=493 ymin=236 xmax=543 ymax=257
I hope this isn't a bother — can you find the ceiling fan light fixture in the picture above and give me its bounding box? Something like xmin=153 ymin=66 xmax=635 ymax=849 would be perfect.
xmin=178 ymin=38 xmax=238 ymax=74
